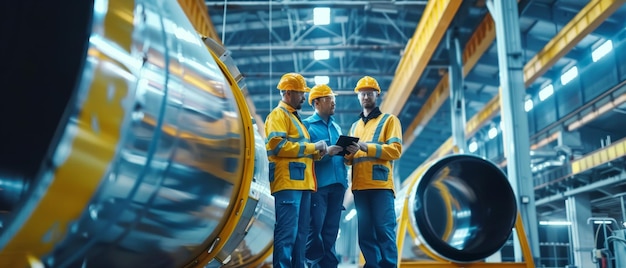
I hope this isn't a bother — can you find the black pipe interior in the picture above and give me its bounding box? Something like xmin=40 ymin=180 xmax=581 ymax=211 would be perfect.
xmin=414 ymin=154 xmax=518 ymax=262
xmin=0 ymin=1 xmax=94 ymax=209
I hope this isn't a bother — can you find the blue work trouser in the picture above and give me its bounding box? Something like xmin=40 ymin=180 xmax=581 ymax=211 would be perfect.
xmin=273 ymin=190 xmax=312 ymax=268
xmin=353 ymin=189 xmax=398 ymax=268
xmin=306 ymin=183 xmax=346 ymax=268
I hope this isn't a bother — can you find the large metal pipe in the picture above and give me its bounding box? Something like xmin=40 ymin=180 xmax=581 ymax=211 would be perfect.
xmin=398 ymin=154 xmax=517 ymax=263
xmin=0 ymin=0 xmax=273 ymax=267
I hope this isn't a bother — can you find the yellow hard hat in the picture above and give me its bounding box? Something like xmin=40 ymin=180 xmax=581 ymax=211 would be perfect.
xmin=308 ymin=84 xmax=337 ymax=105
xmin=354 ymin=75 xmax=381 ymax=93
xmin=277 ymin=73 xmax=310 ymax=92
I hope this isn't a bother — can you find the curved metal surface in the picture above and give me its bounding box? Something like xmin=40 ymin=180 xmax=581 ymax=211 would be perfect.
xmin=217 ymin=125 xmax=275 ymax=267
xmin=0 ymin=0 xmax=271 ymax=267
xmin=401 ymin=154 xmax=517 ymax=263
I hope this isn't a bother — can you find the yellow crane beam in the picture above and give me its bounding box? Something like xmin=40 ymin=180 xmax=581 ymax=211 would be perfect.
xmin=423 ymin=0 xmax=625 ymax=163
xmin=402 ymin=15 xmax=496 ymax=149
xmin=380 ymin=0 xmax=462 ymax=115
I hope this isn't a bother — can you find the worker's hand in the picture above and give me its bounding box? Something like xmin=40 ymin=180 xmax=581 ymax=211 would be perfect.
xmin=327 ymin=145 xmax=343 ymax=156
xmin=345 ymin=142 xmax=359 ymax=155
xmin=314 ymin=140 xmax=328 ymax=155
xmin=357 ymin=141 xmax=368 ymax=152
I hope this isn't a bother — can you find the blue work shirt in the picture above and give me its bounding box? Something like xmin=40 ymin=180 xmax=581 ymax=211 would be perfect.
xmin=303 ymin=113 xmax=348 ymax=189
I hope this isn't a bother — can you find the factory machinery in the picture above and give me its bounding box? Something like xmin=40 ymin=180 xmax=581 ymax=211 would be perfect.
xmin=0 ymin=0 xmax=533 ymax=267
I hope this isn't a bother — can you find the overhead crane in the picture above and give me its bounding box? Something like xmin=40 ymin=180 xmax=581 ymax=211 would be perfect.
xmin=394 ymin=0 xmax=624 ymax=158
xmin=1 ymin=0 xmax=624 ymax=268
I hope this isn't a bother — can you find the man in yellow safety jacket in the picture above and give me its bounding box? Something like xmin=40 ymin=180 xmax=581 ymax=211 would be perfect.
xmin=344 ymin=75 xmax=403 ymax=268
xmin=265 ymin=72 xmax=328 ymax=268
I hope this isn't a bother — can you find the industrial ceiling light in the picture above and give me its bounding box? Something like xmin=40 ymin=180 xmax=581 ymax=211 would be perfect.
xmin=468 ymin=140 xmax=478 ymax=153
xmin=313 ymin=7 xmax=330 ymax=25
xmin=314 ymin=75 xmax=329 ymax=85
xmin=592 ymin=40 xmax=613 ymax=62
xmin=539 ymin=220 xmax=571 ymax=226
xmin=524 ymin=98 xmax=534 ymax=112
xmin=313 ymin=49 xmax=329 ymax=60
xmin=560 ymin=66 xmax=578 ymax=86
xmin=538 ymin=84 xmax=554 ymax=101
xmin=487 ymin=124 xmax=498 ymax=140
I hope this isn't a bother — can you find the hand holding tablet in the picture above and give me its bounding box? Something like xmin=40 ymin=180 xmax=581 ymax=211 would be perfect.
xmin=335 ymin=135 xmax=360 ymax=156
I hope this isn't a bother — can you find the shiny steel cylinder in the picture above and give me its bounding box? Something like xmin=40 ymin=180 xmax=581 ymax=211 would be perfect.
xmin=401 ymin=154 xmax=517 ymax=263
xmin=0 ymin=0 xmax=272 ymax=267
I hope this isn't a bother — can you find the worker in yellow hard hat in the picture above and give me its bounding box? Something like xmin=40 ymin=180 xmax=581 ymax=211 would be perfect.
xmin=302 ymin=84 xmax=346 ymax=267
xmin=265 ymin=72 xmax=328 ymax=268
xmin=344 ymin=75 xmax=403 ymax=268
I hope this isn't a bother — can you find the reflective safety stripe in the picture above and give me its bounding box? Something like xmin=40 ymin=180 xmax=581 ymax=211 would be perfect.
xmin=280 ymin=107 xmax=307 ymax=140
xmin=387 ymin=137 xmax=402 ymax=144
xmin=267 ymin=131 xmax=287 ymax=140
xmin=353 ymin=157 xmax=379 ymax=165
xmin=375 ymin=144 xmax=382 ymax=158
xmin=298 ymin=142 xmax=306 ymax=157
xmin=273 ymin=139 xmax=288 ymax=155
xmin=271 ymin=107 xmax=310 ymax=158
xmin=266 ymin=149 xmax=314 ymax=159
xmin=370 ymin=114 xmax=390 ymax=142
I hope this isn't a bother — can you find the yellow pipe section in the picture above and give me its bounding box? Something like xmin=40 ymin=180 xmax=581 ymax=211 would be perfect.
xmin=423 ymin=0 xmax=624 ymax=163
xmin=380 ymin=0 xmax=462 ymax=115
xmin=403 ymin=15 xmax=496 ymax=149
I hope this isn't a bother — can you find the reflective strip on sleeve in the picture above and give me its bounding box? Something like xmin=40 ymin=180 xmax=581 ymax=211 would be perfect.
xmin=387 ymin=137 xmax=402 ymax=144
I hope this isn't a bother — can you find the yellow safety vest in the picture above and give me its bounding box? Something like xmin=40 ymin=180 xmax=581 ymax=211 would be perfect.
xmin=265 ymin=101 xmax=319 ymax=193
xmin=346 ymin=113 xmax=402 ymax=194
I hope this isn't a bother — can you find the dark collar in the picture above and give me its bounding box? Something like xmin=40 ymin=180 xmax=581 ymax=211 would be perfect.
xmin=359 ymin=107 xmax=382 ymax=124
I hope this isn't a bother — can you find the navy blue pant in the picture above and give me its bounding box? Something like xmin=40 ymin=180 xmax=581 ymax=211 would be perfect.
xmin=273 ymin=190 xmax=312 ymax=268
xmin=353 ymin=189 xmax=398 ymax=268
xmin=306 ymin=183 xmax=346 ymax=268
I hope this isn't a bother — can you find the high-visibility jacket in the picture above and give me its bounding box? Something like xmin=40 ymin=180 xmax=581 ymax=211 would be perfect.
xmin=265 ymin=101 xmax=320 ymax=193
xmin=346 ymin=108 xmax=402 ymax=194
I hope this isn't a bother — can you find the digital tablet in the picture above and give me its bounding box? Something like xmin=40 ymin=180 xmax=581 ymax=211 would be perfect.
xmin=335 ymin=135 xmax=359 ymax=156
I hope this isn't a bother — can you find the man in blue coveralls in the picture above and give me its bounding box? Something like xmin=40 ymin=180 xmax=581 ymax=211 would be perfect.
xmin=303 ymin=84 xmax=346 ymax=268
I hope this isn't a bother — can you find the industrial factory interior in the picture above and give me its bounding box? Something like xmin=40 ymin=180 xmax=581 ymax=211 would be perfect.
xmin=1 ymin=0 xmax=626 ymax=267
